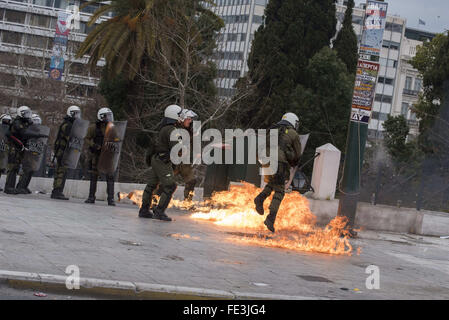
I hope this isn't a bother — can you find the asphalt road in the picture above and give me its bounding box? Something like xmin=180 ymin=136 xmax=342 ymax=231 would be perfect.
xmin=1 ymin=192 xmax=448 ymax=300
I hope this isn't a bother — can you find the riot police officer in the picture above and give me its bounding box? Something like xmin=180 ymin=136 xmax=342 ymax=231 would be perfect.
xmin=14 ymin=113 xmax=44 ymax=194
xmin=0 ymin=114 xmax=12 ymax=192
xmin=84 ymin=107 xmax=116 ymax=206
xmin=3 ymin=106 xmax=33 ymax=194
xmin=51 ymin=106 xmax=82 ymax=200
xmin=176 ymin=109 xmax=198 ymax=203
xmin=139 ymin=104 xmax=184 ymax=221
xmin=254 ymin=112 xmax=302 ymax=233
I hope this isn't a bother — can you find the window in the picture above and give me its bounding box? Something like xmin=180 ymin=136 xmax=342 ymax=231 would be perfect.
xmin=33 ymin=0 xmax=54 ymax=7
xmin=378 ymin=113 xmax=389 ymax=121
xmin=222 ymin=15 xmax=249 ymax=24
xmin=0 ymin=72 xmax=16 ymax=87
xmin=405 ymin=76 xmax=412 ymax=90
xmin=0 ymin=8 xmax=5 ymax=21
xmin=386 ymin=22 xmax=403 ymax=33
xmin=414 ymin=78 xmax=422 ymax=91
xmin=401 ymin=103 xmax=409 ymax=116
xmin=0 ymin=52 xmax=19 ymax=66
xmin=69 ymin=62 xmax=88 ymax=76
xmin=386 ymin=59 xmax=397 ymax=68
xmin=4 ymin=10 xmax=26 ymax=24
xmin=378 ymin=77 xmax=394 ymax=85
xmin=352 ymin=15 xmax=363 ymax=25
xmin=375 ymin=94 xmax=392 ymax=104
xmin=217 ymin=69 xmax=241 ymax=79
xmin=227 ymin=34 xmax=238 ymax=41
xmin=253 ymin=15 xmax=264 ymax=24
xmin=80 ymin=1 xmax=99 ymax=14
xmin=382 ymin=40 xmax=400 ymax=51
xmin=1 ymin=31 xmax=22 ymax=45
xmin=30 ymin=14 xmax=51 ymax=28
xmin=54 ymin=0 xmax=70 ymax=9
xmin=382 ymin=95 xmax=392 ymax=104
xmin=23 ymin=55 xmax=45 ymax=69
xmin=26 ymin=34 xmax=51 ymax=49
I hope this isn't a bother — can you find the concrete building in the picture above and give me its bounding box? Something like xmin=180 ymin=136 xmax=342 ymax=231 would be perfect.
xmin=208 ymin=0 xmax=435 ymax=138
xmin=0 ymin=0 xmax=108 ymax=115
xmin=391 ymin=28 xmax=435 ymax=137
xmin=336 ymin=0 xmax=408 ymax=139
xmin=205 ymin=0 xmax=268 ymax=99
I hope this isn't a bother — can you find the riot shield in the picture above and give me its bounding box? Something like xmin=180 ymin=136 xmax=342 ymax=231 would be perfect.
xmin=62 ymin=119 xmax=89 ymax=169
xmin=98 ymin=121 xmax=127 ymax=175
xmin=0 ymin=124 xmax=9 ymax=170
xmin=22 ymin=125 xmax=50 ymax=172
xmin=285 ymin=134 xmax=310 ymax=190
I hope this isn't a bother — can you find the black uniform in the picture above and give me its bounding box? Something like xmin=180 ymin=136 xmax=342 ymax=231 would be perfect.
xmin=51 ymin=116 xmax=76 ymax=200
xmin=84 ymin=120 xmax=115 ymax=206
xmin=3 ymin=117 xmax=32 ymax=194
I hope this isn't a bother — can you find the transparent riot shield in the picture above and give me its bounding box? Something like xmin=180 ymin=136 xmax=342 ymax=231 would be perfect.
xmin=98 ymin=121 xmax=127 ymax=175
xmin=0 ymin=124 xmax=9 ymax=170
xmin=22 ymin=125 xmax=50 ymax=172
xmin=62 ymin=119 xmax=89 ymax=169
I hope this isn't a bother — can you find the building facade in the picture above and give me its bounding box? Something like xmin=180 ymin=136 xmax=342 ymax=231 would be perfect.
xmin=391 ymin=28 xmax=435 ymax=137
xmin=209 ymin=0 xmax=435 ymax=139
xmin=336 ymin=0 xmax=408 ymax=139
xmin=0 ymin=0 xmax=108 ymax=116
xmin=206 ymin=0 xmax=268 ymax=98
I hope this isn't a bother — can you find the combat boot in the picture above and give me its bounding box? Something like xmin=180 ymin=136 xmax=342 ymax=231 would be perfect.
xmin=51 ymin=190 xmax=69 ymax=201
xmin=254 ymin=193 xmax=267 ymax=216
xmin=264 ymin=209 xmax=277 ymax=233
xmin=264 ymin=218 xmax=275 ymax=233
xmin=85 ymin=175 xmax=97 ymax=204
xmin=15 ymin=174 xmax=30 ymax=194
xmin=138 ymin=204 xmax=154 ymax=219
xmin=4 ymin=172 xmax=18 ymax=194
xmin=106 ymin=176 xmax=115 ymax=206
xmin=152 ymin=207 xmax=172 ymax=221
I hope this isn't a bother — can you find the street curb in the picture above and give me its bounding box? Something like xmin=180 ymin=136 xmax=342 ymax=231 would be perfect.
xmin=0 ymin=270 xmax=319 ymax=300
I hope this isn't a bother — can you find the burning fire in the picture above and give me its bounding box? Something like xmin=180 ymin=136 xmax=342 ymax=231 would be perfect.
xmin=118 ymin=183 xmax=358 ymax=256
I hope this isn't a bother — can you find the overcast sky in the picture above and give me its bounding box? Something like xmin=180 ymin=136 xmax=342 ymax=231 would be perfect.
xmin=355 ymin=0 xmax=449 ymax=33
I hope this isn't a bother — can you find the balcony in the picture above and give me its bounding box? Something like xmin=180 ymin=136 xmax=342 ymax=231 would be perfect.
xmin=403 ymin=88 xmax=419 ymax=96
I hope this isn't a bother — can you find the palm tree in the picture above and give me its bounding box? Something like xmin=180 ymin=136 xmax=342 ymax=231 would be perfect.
xmin=77 ymin=0 xmax=220 ymax=81
xmin=77 ymin=0 xmax=167 ymax=80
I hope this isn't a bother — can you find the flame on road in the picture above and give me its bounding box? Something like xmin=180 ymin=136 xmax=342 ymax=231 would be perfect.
xmin=118 ymin=183 xmax=358 ymax=256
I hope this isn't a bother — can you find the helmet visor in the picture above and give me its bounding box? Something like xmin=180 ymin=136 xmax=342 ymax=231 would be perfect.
xmin=21 ymin=110 xmax=32 ymax=119
xmin=71 ymin=110 xmax=81 ymax=119
xmin=101 ymin=112 xmax=114 ymax=122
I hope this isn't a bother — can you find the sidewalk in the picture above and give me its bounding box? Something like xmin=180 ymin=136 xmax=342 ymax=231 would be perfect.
xmin=0 ymin=192 xmax=448 ymax=299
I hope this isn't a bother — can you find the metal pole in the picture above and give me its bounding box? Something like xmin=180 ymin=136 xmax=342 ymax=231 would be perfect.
xmin=337 ymin=0 xmax=388 ymax=233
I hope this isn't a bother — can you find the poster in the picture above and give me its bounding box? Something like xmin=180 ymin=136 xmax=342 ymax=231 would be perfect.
xmin=56 ymin=12 xmax=71 ymax=36
xmin=350 ymin=60 xmax=380 ymax=124
xmin=359 ymin=0 xmax=388 ymax=57
xmin=49 ymin=11 xmax=70 ymax=80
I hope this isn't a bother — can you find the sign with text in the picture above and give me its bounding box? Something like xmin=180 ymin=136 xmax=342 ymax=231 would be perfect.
xmin=351 ymin=60 xmax=380 ymax=124
xmin=360 ymin=0 xmax=388 ymax=57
